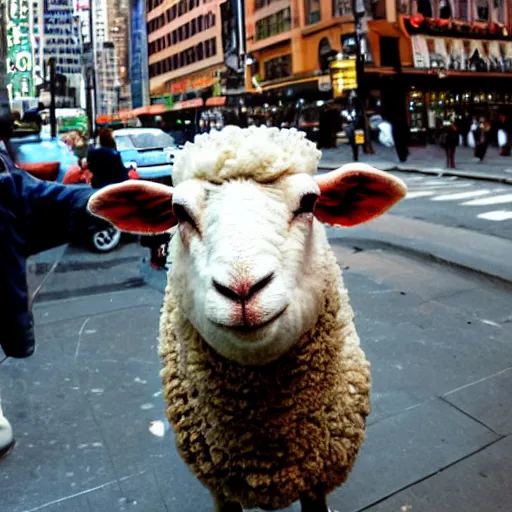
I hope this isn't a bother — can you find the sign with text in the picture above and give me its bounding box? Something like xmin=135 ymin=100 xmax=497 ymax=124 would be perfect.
xmin=411 ymin=35 xmax=512 ymax=72
xmin=6 ymin=0 xmax=34 ymax=98
xmin=330 ymin=59 xmax=357 ymax=97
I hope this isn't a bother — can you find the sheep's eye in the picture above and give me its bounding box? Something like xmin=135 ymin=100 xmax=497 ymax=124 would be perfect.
xmin=173 ymin=203 xmax=198 ymax=230
xmin=294 ymin=193 xmax=318 ymax=216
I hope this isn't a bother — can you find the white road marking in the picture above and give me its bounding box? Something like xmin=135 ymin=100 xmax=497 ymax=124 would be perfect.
xmin=431 ymin=190 xmax=492 ymax=201
xmin=424 ymin=179 xmax=451 ymax=185
xmin=477 ymin=210 xmax=512 ymax=221
xmin=462 ymin=193 xmax=512 ymax=206
xmin=408 ymin=182 xmax=472 ymax=190
xmin=405 ymin=191 xmax=436 ymax=199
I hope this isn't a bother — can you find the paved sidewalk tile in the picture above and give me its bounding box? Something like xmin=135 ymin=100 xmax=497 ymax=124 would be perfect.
xmin=329 ymin=398 xmax=499 ymax=512
xmin=367 ymin=434 xmax=511 ymax=512
xmin=444 ymin=368 xmax=512 ymax=436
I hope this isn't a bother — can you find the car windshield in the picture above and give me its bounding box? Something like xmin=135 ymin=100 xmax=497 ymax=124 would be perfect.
xmin=116 ymin=131 xmax=175 ymax=151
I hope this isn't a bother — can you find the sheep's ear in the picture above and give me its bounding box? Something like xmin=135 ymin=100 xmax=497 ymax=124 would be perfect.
xmin=87 ymin=181 xmax=177 ymax=234
xmin=314 ymin=164 xmax=407 ymax=227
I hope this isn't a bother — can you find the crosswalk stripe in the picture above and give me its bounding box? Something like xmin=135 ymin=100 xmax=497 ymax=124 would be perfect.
xmin=462 ymin=193 xmax=512 ymax=206
xmin=423 ymin=179 xmax=452 ymax=185
xmin=477 ymin=210 xmax=512 ymax=221
xmin=430 ymin=190 xmax=492 ymax=201
xmin=408 ymin=183 xmax=471 ymax=190
xmin=405 ymin=191 xmax=436 ymax=199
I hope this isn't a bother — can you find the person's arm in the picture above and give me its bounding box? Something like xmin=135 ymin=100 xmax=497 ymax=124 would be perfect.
xmin=11 ymin=169 xmax=101 ymax=256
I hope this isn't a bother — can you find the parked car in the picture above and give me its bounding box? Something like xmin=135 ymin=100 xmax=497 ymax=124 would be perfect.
xmin=113 ymin=128 xmax=177 ymax=186
xmin=9 ymin=133 xmax=80 ymax=182
xmin=7 ymin=132 xmax=125 ymax=253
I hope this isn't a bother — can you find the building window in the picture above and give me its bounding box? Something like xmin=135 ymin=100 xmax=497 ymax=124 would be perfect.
xmin=305 ymin=0 xmax=321 ymax=24
xmin=457 ymin=0 xmax=469 ymax=19
xmin=417 ymin=0 xmax=433 ymax=16
xmin=255 ymin=8 xmax=291 ymax=40
xmin=475 ymin=0 xmax=489 ymax=20
xmin=150 ymin=37 xmax=218 ymax=79
xmin=333 ymin=0 xmax=351 ymax=17
xmin=264 ymin=54 xmax=292 ymax=81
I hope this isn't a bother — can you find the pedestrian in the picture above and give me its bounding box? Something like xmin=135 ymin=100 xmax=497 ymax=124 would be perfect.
xmin=345 ymin=111 xmax=364 ymax=162
xmin=87 ymin=128 xmax=130 ymax=189
xmin=0 ymin=114 xmax=102 ymax=461
xmin=455 ymin=113 xmax=471 ymax=147
xmin=497 ymin=113 xmax=510 ymax=157
xmin=72 ymin=130 xmax=89 ymax=161
xmin=472 ymin=117 xmax=491 ymax=162
xmin=439 ymin=121 xmax=459 ymax=168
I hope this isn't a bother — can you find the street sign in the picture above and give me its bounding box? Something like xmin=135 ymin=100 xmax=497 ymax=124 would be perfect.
xmin=330 ymin=58 xmax=357 ymax=97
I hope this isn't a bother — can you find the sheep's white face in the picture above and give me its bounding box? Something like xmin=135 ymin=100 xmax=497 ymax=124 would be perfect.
xmin=170 ymin=174 xmax=328 ymax=365
xmin=88 ymin=163 xmax=407 ymax=366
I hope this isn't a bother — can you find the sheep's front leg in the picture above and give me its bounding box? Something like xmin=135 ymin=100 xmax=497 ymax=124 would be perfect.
xmin=212 ymin=493 xmax=243 ymax=512
xmin=300 ymin=486 xmax=329 ymax=512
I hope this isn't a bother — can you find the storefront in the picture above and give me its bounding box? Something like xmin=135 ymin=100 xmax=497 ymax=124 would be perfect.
xmin=365 ymin=15 xmax=512 ymax=144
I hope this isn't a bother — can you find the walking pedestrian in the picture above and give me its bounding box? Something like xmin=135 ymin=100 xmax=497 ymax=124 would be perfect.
xmin=87 ymin=128 xmax=130 ymax=189
xmin=439 ymin=121 xmax=459 ymax=169
xmin=0 ymin=116 xmax=102 ymax=461
xmin=472 ymin=117 xmax=491 ymax=162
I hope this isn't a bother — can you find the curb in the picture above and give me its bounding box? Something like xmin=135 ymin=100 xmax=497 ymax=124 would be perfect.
xmin=330 ymin=235 xmax=512 ymax=287
xmin=318 ymin=163 xmax=512 ymax=185
xmin=140 ymin=231 xmax=512 ymax=293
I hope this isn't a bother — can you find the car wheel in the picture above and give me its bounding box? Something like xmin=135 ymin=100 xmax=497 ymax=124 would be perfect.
xmin=91 ymin=227 xmax=121 ymax=252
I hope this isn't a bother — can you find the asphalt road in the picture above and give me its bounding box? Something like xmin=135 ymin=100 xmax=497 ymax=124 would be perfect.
xmin=388 ymin=171 xmax=512 ymax=240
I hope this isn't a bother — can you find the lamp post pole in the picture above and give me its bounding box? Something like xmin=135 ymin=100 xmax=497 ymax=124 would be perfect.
xmin=48 ymin=58 xmax=57 ymax=139
xmin=351 ymin=0 xmax=374 ymax=153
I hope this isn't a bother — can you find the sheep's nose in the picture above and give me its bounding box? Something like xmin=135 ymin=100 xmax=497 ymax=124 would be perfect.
xmin=212 ymin=272 xmax=275 ymax=304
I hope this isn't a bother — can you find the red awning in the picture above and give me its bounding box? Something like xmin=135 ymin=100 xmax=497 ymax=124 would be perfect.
xmin=205 ymin=96 xmax=226 ymax=107
xmin=171 ymin=98 xmax=204 ymax=111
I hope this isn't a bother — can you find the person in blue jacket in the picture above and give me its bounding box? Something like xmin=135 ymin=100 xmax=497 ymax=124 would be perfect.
xmin=0 ymin=124 xmax=103 ymax=460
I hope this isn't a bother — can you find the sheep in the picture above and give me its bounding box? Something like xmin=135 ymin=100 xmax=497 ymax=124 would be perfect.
xmin=87 ymin=126 xmax=407 ymax=512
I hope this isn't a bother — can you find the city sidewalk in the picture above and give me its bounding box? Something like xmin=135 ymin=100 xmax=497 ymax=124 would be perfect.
xmin=0 ymin=234 xmax=511 ymax=511
xmin=320 ymin=143 xmax=512 ymax=184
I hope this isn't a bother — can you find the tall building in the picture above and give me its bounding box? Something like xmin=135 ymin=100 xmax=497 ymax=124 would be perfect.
xmin=130 ymin=0 xmax=150 ymax=108
xmin=96 ymin=40 xmax=120 ymax=115
xmin=29 ymin=0 xmax=83 ymax=106
xmin=146 ymin=0 xmax=225 ymax=102
xmin=109 ymin=0 xmax=132 ymax=110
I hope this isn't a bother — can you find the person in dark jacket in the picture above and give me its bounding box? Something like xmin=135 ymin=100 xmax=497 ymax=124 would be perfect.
xmin=0 ymin=143 xmax=102 ymax=460
xmin=87 ymin=128 xmax=129 ymax=189
xmin=473 ymin=117 xmax=491 ymax=162
xmin=440 ymin=122 xmax=459 ymax=168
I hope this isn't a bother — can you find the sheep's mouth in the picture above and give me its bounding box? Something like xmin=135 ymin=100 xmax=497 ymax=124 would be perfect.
xmin=213 ymin=306 xmax=288 ymax=335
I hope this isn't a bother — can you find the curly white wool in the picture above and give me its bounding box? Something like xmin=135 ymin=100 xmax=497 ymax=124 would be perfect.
xmin=172 ymin=125 xmax=322 ymax=185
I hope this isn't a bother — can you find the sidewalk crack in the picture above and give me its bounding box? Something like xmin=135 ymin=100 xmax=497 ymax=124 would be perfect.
xmin=354 ymin=435 xmax=507 ymax=512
